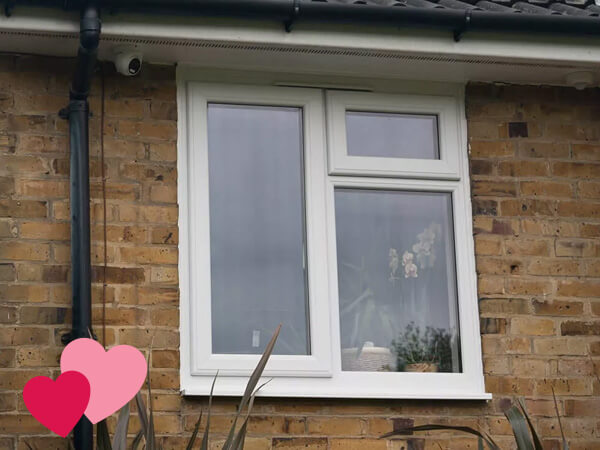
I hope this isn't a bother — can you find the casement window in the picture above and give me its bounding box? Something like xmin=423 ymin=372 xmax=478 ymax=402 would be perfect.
xmin=178 ymin=80 xmax=489 ymax=399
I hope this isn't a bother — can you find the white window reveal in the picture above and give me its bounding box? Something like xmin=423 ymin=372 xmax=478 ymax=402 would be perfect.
xmin=178 ymin=80 xmax=489 ymax=400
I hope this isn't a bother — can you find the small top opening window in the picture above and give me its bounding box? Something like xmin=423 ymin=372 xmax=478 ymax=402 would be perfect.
xmin=327 ymin=90 xmax=462 ymax=179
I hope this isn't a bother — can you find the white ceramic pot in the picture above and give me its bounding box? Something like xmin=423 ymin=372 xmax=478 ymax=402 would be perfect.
xmin=341 ymin=342 xmax=396 ymax=372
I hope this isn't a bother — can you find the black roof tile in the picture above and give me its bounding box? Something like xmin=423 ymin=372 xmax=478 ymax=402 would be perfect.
xmin=438 ymin=0 xmax=482 ymax=9
xmin=513 ymin=1 xmax=561 ymax=13
xmin=476 ymin=1 xmax=520 ymax=11
xmin=402 ymin=0 xmax=447 ymax=9
xmin=550 ymin=2 xmax=597 ymax=14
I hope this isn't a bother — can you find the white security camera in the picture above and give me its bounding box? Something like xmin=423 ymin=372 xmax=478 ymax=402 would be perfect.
xmin=113 ymin=47 xmax=143 ymax=76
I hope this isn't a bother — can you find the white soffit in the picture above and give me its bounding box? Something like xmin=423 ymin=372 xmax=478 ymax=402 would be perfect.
xmin=1 ymin=7 xmax=600 ymax=85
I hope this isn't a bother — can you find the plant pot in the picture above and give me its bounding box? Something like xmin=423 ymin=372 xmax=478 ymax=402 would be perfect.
xmin=341 ymin=342 xmax=396 ymax=372
xmin=404 ymin=362 xmax=438 ymax=373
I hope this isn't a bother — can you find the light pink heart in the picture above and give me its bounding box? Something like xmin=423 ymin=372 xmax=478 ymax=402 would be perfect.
xmin=60 ymin=338 xmax=147 ymax=424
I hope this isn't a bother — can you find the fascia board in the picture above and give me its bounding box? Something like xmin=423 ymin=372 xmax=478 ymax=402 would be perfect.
xmin=2 ymin=8 xmax=600 ymax=67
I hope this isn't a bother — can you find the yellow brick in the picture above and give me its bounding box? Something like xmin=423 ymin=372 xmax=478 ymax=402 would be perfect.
xmin=119 ymin=246 xmax=177 ymax=264
xmin=0 ymin=242 xmax=50 ymax=261
xmin=105 ymin=99 xmax=146 ymax=118
xmin=330 ymin=439 xmax=386 ymax=450
xmin=511 ymin=317 xmax=555 ymax=336
xmin=150 ymin=266 xmax=178 ymax=284
xmin=20 ymin=222 xmax=69 ymax=240
xmin=149 ymin=184 xmax=177 ymax=203
xmin=307 ymin=417 xmax=363 ymax=436
xmin=273 ymin=438 xmax=327 ymax=450
xmin=119 ymin=204 xmax=178 ymax=224
xmin=149 ymin=142 xmax=176 ymax=161
xmin=118 ymin=120 xmax=177 ymax=141
xmin=16 ymin=179 xmax=69 ymax=198
xmin=0 ymin=284 xmax=50 ymax=302
xmin=150 ymin=309 xmax=179 ymax=327
xmin=102 ymin=137 xmax=145 ymax=159
xmin=511 ymin=358 xmax=548 ymax=377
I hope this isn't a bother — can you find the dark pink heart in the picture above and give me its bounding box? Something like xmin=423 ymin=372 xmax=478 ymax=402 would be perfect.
xmin=23 ymin=371 xmax=90 ymax=437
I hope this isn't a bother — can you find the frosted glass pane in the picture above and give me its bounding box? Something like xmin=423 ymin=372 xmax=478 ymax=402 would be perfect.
xmin=346 ymin=111 xmax=439 ymax=159
xmin=335 ymin=189 xmax=461 ymax=372
xmin=208 ymin=104 xmax=310 ymax=355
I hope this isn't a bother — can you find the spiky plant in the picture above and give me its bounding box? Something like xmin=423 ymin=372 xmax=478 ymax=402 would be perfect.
xmin=381 ymin=393 xmax=569 ymax=450
xmin=95 ymin=325 xmax=281 ymax=450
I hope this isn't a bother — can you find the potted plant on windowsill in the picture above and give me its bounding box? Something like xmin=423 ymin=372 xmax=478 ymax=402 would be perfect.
xmin=392 ymin=322 xmax=455 ymax=373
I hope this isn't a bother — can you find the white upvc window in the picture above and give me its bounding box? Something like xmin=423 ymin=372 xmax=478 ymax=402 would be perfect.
xmin=178 ymin=79 xmax=489 ymax=400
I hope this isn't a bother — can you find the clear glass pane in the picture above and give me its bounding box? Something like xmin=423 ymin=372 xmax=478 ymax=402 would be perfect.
xmin=335 ymin=189 xmax=461 ymax=372
xmin=346 ymin=111 xmax=439 ymax=159
xmin=208 ymin=104 xmax=310 ymax=355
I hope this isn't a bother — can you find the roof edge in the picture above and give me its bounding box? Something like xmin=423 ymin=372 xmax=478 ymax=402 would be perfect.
xmin=7 ymin=0 xmax=600 ymax=40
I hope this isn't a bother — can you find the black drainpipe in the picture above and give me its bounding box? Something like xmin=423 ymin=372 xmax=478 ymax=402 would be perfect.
xmin=59 ymin=2 xmax=100 ymax=449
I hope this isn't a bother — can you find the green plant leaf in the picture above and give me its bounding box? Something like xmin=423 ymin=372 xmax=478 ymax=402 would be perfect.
xmin=483 ymin=430 xmax=498 ymax=450
xmin=381 ymin=424 xmax=500 ymax=450
xmin=551 ymin=388 xmax=569 ymax=450
xmin=112 ymin=402 xmax=130 ymax=450
xmin=96 ymin=419 xmax=112 ymax=450
xmin=223 ymin=325 xmax=281 ymax=450
xmin=230 ymin=379 xmax=271 ymax=450
xmin=517 ymin=399 xmax=543 ymax=450
xmin=504 ymin=405 xmax=534 ymax=450
xmin=199 ymin=373 xmax=218 ymax=450
xmin=131 ymin=430 xmax=144 ymax=450
xmin=185 ymin=410 xmax=203 ymax=450
xmin=231 ymin=416 xmax=249 ymax=450
xmin=135 ymin=392 xmax=149 ymax=449
xmin=146 ymin=371 xmax=155 ymax=450
xmin=234 ymin=422 xmax=248 ymax=450
xmin=138 ymin=344 xmax=157 ymax=450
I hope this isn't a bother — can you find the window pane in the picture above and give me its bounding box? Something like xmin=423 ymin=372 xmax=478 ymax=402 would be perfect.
xmin=208 ymin=104 xmax=310 ymax=355
xmin=346 ymin=111 xmax=439 ymax=159
xmin=335 ymin=189 xmax=460 ymax=372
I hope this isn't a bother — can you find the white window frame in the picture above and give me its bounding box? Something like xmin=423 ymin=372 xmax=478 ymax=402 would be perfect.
xmin=178 ymin=77 xmax=490 ymax=400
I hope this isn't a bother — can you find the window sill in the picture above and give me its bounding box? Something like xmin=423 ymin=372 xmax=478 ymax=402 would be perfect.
xmin=180 ymin=374 xmax=492 ymax=400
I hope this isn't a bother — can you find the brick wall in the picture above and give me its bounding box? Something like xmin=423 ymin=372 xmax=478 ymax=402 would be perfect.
xmin=0 ymin=55 xmax=598 ymax=449
xmin=467 ymin=84 xmax=600 ymax=449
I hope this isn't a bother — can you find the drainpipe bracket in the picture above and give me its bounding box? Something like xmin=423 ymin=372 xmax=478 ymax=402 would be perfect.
xmin=59 ymin=99 xmax=89 ymax=119
xmin=62 ymin=330 xmax=98 ymax=345
xmin=284 ymin=0 xmax=301 ymax=32
xmin=4 ymin=1 xmax=15 ymax=17
xmin=58 ymin=107 xmax=70 ymax=120
xmin=61 ymin=331 xmax=75 ymax=345
xmin=454 ymin=9 xmax=472 ymax=42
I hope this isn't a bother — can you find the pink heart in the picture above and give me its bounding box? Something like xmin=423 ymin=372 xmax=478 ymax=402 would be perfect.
xmin=23 ymin=371 xmax=91 ymax=437
xmin=60 ymin=338 xmax=147 ymax=423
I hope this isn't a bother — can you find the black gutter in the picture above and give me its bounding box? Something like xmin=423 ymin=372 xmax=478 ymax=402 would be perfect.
xmin=9 ymin=0 xmax=600 ymax=38
xmin=58 ymin=2 xmax=100 ymax=450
